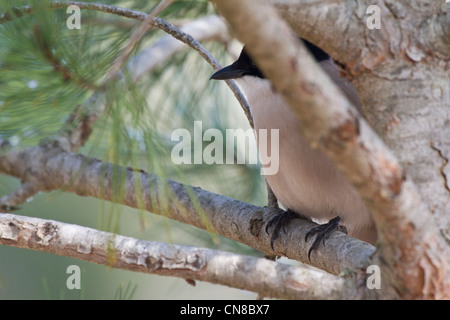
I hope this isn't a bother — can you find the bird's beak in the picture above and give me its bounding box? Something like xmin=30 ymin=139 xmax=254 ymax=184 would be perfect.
xmin=210 ymin=64 xmax=245 ymax=80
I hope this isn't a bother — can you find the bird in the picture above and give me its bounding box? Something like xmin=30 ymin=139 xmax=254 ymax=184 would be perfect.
xmin=210 ymin=38 xmax=376 ymax=259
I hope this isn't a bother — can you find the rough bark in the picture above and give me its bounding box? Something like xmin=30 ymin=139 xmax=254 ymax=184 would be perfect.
xmin=0 ymin=213 xmax=362 ymax=300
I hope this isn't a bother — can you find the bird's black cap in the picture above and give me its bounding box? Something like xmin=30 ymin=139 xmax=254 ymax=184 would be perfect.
xmin=210 ymin=38 xmax=330 ymax=81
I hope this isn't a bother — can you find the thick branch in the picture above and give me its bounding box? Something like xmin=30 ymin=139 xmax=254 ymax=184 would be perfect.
xmin=211 ymin=0 xmax=450 ymax=299
xmin=269 ymin=0 xmax=361 ymax=60
xmin=271 ymin=0 xmax=450 ymax=66
xmin=0 ymin=213 xmax=360 ymax=300
xmin=0 ymin=143 xmax=375 ymax=277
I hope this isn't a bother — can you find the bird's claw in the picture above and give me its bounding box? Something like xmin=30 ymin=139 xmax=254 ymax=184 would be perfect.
xmin=265 ymin=209 xmax=299 ymax=250
xmin=265 ymin=212 xmax=345 ymax=261
xmin=305 ymin=216 xmax=343 ymax=261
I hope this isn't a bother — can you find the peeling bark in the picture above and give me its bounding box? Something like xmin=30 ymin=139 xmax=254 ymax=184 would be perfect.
xmin=0 ymin=214 xmax=362 ymax=300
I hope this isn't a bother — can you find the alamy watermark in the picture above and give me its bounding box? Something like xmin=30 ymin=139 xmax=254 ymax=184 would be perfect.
xmin=366 ymin=5 xmax=381 ymax=30
xmin=66 ymin=5 xmax=81 ymax=29
xmin=366 ymin=264 xmax=381 ymax=289
xmin=66 ymin=264 xmax=81 ymax=290
xmin=171 ymin=121 xmax=279 ymax=175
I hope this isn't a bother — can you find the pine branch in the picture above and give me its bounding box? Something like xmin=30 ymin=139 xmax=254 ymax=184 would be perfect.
xmin=2 ymin=1 xmax=258 ymax=215
xmin=32 ymin=24 xmax=100 ymax=91
xmin=1 ymin=1 xmax=253 ymax=148
xmin=57 ymin=3 xmax=253 ymax=148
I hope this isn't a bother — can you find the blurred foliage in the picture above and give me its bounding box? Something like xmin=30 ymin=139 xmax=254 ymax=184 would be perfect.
xmin=0 ymin=0 xmax=266 ymax=299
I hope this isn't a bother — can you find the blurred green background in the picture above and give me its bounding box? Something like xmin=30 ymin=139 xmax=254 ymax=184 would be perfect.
xmin=0 ymin=0 xmax=269 ymax=299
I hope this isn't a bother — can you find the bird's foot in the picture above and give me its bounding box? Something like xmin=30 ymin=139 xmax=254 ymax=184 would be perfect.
xmin=265 ymin=209 xmax=300 ymax=250
xmin=305 ymin=216 xmax=345 ymax=261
